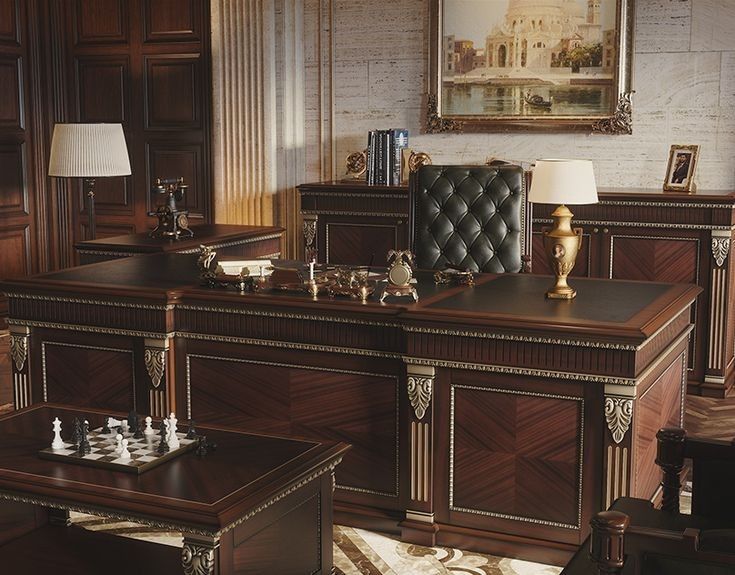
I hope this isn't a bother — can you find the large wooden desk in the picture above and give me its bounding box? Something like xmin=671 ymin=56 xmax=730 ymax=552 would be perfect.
xmin=0 ymin=255 xmax=700 ymax=564
xmin=74 ymin=224 xmax=284 ymax=265
xmin=0 ymin=404 xmax=347 ymax=574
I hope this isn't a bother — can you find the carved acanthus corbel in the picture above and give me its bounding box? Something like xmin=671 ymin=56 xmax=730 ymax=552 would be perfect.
xmin=604 ymin=396 xmax=633 ymax=444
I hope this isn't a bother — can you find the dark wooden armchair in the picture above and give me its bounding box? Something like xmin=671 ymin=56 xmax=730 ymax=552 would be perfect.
xmin=562 ymin=428 xmax=735 ymax=574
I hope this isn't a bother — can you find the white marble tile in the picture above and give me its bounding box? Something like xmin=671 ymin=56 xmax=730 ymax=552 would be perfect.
xmin=633 ymin=51 xmax=720 ymax=109
xmin=691 ymin=0 xmax=735 ymax=51
xmin=636 ymin=0 xmax=692 ymax=53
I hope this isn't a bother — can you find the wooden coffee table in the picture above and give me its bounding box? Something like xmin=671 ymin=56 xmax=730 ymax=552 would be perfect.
xmin=0 ymin=404 xmax=348 ymax=574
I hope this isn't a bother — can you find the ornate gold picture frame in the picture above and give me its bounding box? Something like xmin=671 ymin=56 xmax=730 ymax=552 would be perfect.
xmin=663 ymin=144 xmax=699 ymax=193
xmin=427 ymin=0 xmax=634 ymax=134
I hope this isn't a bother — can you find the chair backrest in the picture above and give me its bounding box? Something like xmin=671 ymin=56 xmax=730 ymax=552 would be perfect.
xmin=409 ymin=163 xmax=529 ymax=273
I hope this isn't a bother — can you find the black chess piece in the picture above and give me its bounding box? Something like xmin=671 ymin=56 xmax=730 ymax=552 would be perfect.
xmin=157 ymin=420 xmax=169 ymax=454
xmin=195 ymin=435 xmax=217 ymax=457
xmin=185 ymin=421 xmax=197 ymax=440
xmin=101 ymin=417 xmax=111 ymax=434
xmin=195 ymin=435 xmax=208 ymax=457
xmin=133 ymin=416 xmax=144 ymax=439
xmin=127 ymin=410 xmax=138 ymax=434
xmin=78 ymin=420 xmax=91 ymax=456
xmin=71 ymin=417 xmax=82 ymax=447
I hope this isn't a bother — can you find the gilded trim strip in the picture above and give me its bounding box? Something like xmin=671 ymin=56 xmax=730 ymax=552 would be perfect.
xmin=180 ymin=332 xmax=401 ymax=359
xmin=177 ymin=232 xmax=284 ymax=254
xmin=301 ymin=209 xmax=409 ymax=218
xmin=8 ymin=319 xmax=170 ymax=339
xmin=185 ymin=353 xmax=400 ymax=498
xmin=300 ymin=191 xmax=409 ymax=199
xmin=449 ymin=384 xmax=584 ymax=530
xmin=4 ymin=292 xmax=173 ymax=310
xmin=177 ymin=304 xmax=402 ymax=328
xmin=533 ymin=218 xmax=733 ymax=232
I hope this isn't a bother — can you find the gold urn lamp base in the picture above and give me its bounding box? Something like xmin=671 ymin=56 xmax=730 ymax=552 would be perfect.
xmin=542 ymin=204 xmax=583 ymax=300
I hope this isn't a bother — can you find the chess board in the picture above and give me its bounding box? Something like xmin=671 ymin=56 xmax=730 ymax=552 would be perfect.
xmin=38 ymin=427 xmax=197 ymax=474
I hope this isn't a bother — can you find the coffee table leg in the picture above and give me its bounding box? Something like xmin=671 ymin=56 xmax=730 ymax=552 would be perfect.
xmin=182 ymin=534 xmax=219 ymax=575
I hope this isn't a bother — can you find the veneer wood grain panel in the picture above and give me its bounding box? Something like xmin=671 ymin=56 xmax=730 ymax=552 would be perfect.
xmin=143 ymin=0 xmax=200 ymax=42
xmin=187 ymin=352 xmax=399 ymax=501
xmin=608 ymin=234 xmax=699 ymax=283
xmin=0 ymin=144 xmax=27 ymax=216
xmin=145 ymin=55 xmax=200 ymax=129
xmin=451 ymin=386 xmax=581 ymax=528
xmin=0 ymin=55 xmax=21 ymax=129
xmin=0 ymin=0 xmax=19 ymax=46
xmin=326 ymin=222 xmax=399 ymax=266
xmin=75 ymin=57 xmax=128 ymax=123
xmin=73 ymin=0 xmax=128 ymax=45
xmin=42 ymin=341 xmax=133 ymax=412
xmin=0 ymin=225 xmax=30 ymax=278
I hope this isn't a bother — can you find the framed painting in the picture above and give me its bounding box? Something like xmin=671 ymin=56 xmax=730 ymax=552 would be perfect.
xmin=427 ymin=0 xmax=635 ymax=133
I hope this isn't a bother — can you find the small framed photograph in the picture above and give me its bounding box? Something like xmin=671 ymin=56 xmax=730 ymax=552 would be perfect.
xmin=663 ymin=144 xmax=699 ymax=193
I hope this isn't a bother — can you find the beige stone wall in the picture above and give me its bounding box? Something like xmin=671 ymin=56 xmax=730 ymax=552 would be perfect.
xmin=304 ymin=0 xmax=735 ymax=190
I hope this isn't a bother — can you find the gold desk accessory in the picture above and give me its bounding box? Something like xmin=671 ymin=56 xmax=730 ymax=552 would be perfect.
xmin=380 ymin=250 xmax=418 ymax=303
xmin=434 ymin=267 xmax=475 ymax=287
xmin=528 ymin=159 xmax=598 ymax=300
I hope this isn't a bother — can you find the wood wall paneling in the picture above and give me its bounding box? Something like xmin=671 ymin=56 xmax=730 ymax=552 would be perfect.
xmin=0 ymin=0 xmax=20 ymax=46
xmin=73 ymin=0 xmax=128 ymax=45
xmin=143 ymin=0 xmax=200 ymax=42
xmin=75 ymin=57 xmax=129 ymax=123
xmin=145 ymin=55 xmax=200 ymax=129
xmin=0 ymin=144 xmax=28 ymax=216
xmin=0 ymin=55 xmax=22 ymax=129
xmin=0 ymin=225 xmax=30 ymax=278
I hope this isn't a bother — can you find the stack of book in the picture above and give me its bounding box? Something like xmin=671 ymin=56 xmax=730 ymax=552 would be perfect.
xmin=366 ymin=129 xmax=409 ymax=185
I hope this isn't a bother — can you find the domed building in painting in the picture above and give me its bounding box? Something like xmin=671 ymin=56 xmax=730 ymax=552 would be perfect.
xmin=483 ymin=0 xmax=601 ymax=70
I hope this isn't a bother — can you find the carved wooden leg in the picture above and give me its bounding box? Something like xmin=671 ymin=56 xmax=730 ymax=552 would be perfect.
xmin=589 ymin=510 xmax=629 ymax=574
xmin=144 ymin=337 xmax=170 ymax=418
xmin=656 ymin=427 xmax=686 ymax=513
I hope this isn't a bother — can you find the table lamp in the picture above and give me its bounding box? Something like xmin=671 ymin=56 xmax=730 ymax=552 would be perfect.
xmin=528 ymin=159 xmax=598 ymax=299
xmin=48 ymin=123 xmax=131 ymax=240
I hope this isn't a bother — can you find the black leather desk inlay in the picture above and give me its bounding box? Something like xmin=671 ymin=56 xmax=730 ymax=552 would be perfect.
xmin=426 ymin=274 xmax=672 ymax=324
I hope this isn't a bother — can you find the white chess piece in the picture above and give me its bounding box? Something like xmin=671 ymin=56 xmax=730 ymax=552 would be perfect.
xmin=120 ymin=438 xmax=131 ymax=460
xmin=144 ymin=416 xmax=154 ymax=436
xmin=51 ymin=417 xmax=64 ymax=450
xmin=115 ymin=433 xmax=123 ymax=454
xmin=167 ymin=412 xmax=179 ymax=449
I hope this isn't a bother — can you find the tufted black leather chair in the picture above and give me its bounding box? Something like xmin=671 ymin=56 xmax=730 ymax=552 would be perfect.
xmin=409 ymin=164 xmax=529 ymax=273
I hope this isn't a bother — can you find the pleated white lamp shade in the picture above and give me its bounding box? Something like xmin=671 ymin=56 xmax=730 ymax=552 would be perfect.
xmin=528 ymin=159 xmax=598 ymax=205
xmin=48 ymin=123 xmax=131 ymax=178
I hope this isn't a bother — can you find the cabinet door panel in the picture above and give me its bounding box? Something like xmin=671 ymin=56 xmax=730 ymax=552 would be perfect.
xmin=607 ymin=233 xmax=700 ymax=283
xmin=326 ymin=220 xmax=405 ymax=266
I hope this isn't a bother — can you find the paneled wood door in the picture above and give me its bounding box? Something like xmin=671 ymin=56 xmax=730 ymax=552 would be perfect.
xmin=59 ymin=0 xmax=212 ymax=245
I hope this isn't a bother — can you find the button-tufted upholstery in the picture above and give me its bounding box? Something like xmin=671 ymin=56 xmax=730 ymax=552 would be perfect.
xmin=410 ymin=164 xmax=528 ymax=273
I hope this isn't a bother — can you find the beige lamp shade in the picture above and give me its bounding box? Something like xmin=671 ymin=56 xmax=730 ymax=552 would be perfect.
xmin=528 ymin=159 xmax=598 ymax=205
xmin=48 ymin=123 xmax=131 ymax=178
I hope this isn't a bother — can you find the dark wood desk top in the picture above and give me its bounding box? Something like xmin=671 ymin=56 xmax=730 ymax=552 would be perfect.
xmin=74 ymin=224 xmax=284 ymax=254
xmin=0 ymin=254 xmax=700 ymax=345
xmin=0 ymin=404 xmax=348 ymax=532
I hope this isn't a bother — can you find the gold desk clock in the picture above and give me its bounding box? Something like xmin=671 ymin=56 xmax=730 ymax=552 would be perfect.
xmin=149 ymin=177 xmax=193 ymax=239
xmin=380 ymin=250 xmax=418 ymax=303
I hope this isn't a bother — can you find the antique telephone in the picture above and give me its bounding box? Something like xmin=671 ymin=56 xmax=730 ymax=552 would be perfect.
xmin=149 ymin=177 xmax=193 ymax=239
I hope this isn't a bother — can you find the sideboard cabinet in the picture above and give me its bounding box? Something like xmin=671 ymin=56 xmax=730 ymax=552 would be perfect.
xmin=299 ymin=182 xmax=735 ymax=397
xmin=533 ymin=189 xmax=735 ymax=397
xmin=298 ymin=181 xmax=409 ymax=266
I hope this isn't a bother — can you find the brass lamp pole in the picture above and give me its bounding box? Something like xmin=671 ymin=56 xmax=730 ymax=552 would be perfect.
xmin=528 ymin=159 xmax=598 ymax=299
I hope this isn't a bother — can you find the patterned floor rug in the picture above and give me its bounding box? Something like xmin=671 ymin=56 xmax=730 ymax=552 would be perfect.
xmin=70 ymin=513 xmax=562 ymax=574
